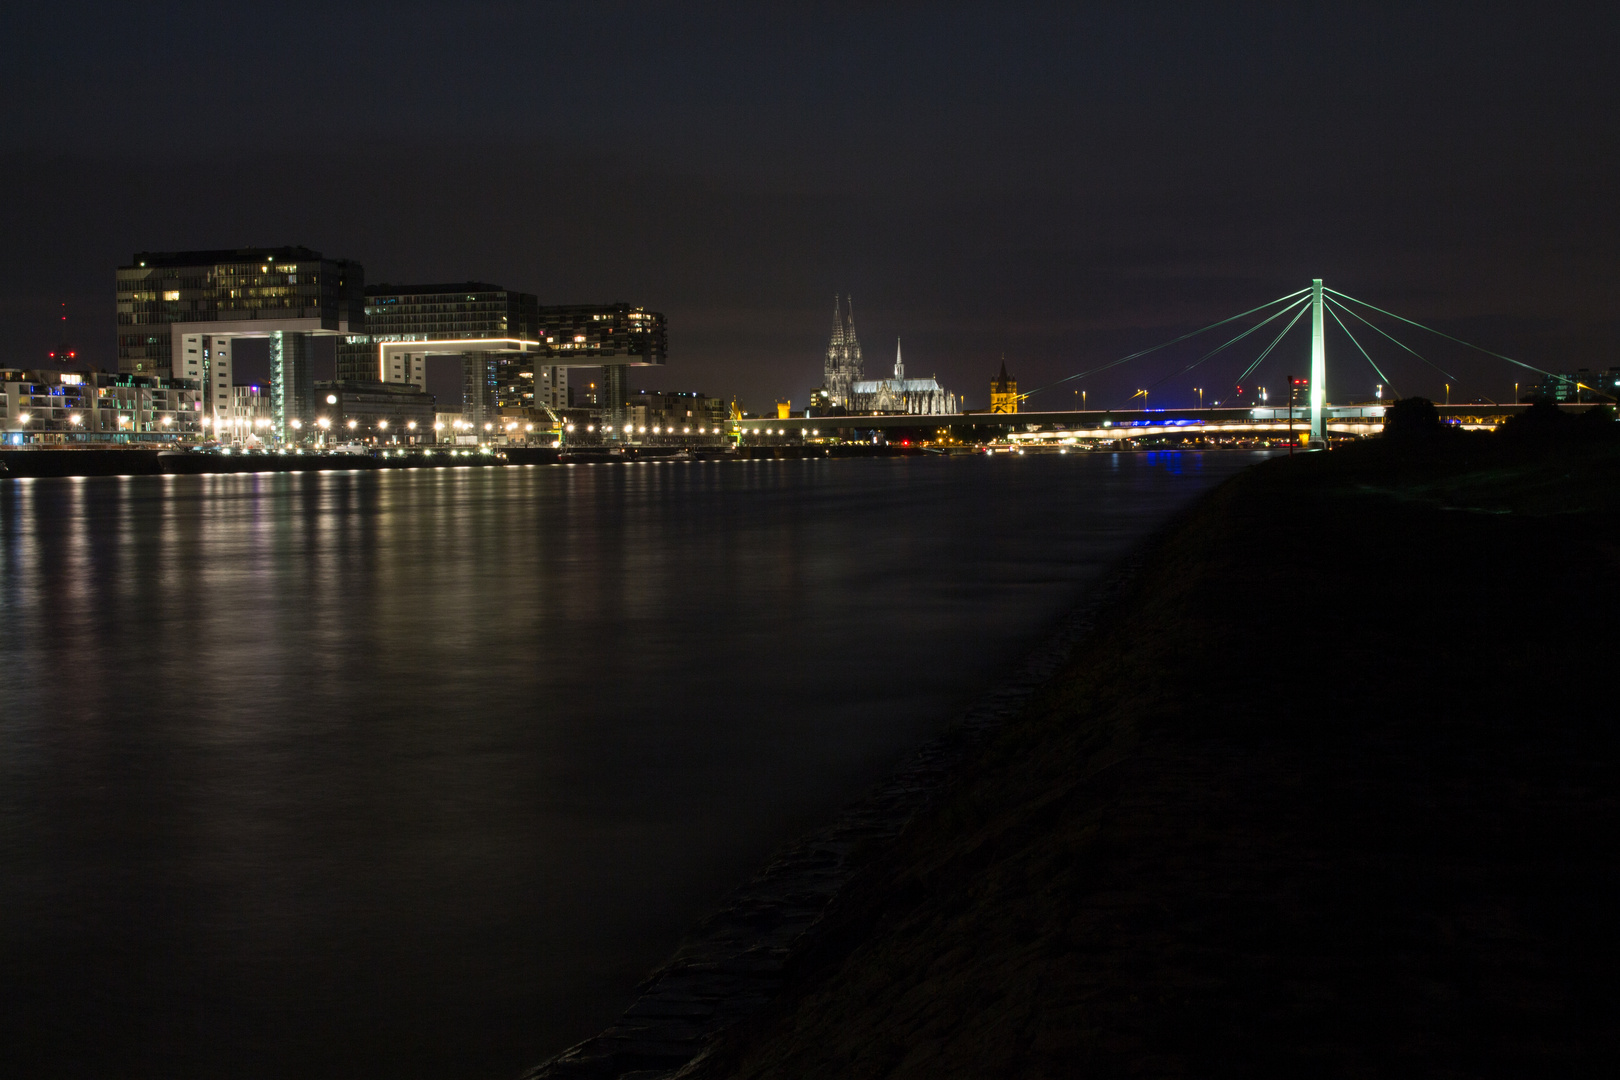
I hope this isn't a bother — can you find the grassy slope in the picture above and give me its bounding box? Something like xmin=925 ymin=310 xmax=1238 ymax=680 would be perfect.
xmin=691 ymin=442 xmax=1620 ymax=1078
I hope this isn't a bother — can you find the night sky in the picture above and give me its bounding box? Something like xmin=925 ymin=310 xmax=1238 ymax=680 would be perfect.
xmin=3 ymin=3 xmax=1615 ymax=410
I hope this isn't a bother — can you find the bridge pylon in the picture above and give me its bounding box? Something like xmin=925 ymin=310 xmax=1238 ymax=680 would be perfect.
xmin=1310 ymin=278 xmax=1326 ymax=444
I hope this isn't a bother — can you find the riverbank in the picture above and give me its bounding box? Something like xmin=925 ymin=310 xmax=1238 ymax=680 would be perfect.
xmin=0 ymin=447 xmax=517 ymax=476
xmin=574 ymin=437 xmax=1618 ymax=1078
xmin=0 ymin=443 xmax=947 ymax=477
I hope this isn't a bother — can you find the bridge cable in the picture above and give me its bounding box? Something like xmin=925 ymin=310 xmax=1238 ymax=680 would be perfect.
xmin=1323 ymin=296 xmax=1458 ymax=382
xmin=1329 ymin=289 xmax=1617 ymax=403
xmin=1017 ymin=287 xmax=1312 ymax=402
xmin=1146 ymin=296 xmax=1311 ymax=394
xmin=1324 ymin=301 xmax=1397 ymax=398
xmin=1230 ymin=299 xmax=1311 ymax=390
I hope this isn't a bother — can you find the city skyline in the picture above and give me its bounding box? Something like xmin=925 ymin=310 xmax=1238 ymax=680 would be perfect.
xmin=3 ymin=5 xmax=1614 ymax=412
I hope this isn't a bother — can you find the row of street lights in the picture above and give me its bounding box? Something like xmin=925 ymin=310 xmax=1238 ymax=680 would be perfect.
xmin=565 ymin=423 xmax=731 ymax=436
xmin=12 ymin=412 xmax=179 ymax=429
xmin=12 ymin=414 xmax=180 ymax=427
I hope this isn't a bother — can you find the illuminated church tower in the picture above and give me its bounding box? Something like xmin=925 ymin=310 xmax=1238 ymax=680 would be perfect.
xmin=990 ymin=359 xmax=1018 ymax=413
xmin=823 ymin=294 xmax=864 ymax=408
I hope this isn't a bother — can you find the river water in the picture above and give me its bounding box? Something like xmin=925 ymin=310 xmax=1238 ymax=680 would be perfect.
xmin=0 ymin=452 xmax=1261 ymax=1078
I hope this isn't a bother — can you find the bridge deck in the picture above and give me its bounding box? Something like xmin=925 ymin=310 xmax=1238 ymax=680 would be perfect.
xmin=733 ymin=402 xmax=1575 ymax=432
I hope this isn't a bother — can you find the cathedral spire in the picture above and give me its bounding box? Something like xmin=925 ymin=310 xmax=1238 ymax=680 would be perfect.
xmin=829 ymin=294 xmax=845 ymax=347
xmin=894 ymin=337 xmax=904 ymax=380
xmin=844 ymin=297 xmax=861 ymax=372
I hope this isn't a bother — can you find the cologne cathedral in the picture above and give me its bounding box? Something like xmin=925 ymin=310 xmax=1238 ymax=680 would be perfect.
xmin=850 ymin=339 xmax=957 ymax=415
xmin=822 ymin=294 xmax=864 ymax=408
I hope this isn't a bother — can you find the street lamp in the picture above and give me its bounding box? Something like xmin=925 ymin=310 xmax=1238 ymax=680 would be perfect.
xmin=347 ymin=419 xmax=358 ymax=430
xmin=378 ymin=419 xmax=388 ymax=430
xmin=290 ymin=418 xmax=302 ymax=430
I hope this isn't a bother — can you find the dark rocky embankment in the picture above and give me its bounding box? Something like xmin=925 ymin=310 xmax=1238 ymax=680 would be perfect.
xmin=658 ymin=434 xmax=1620 ymax=1077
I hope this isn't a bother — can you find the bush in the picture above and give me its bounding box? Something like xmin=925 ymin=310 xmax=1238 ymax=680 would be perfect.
xmin=1498 ymin=396 xmax=1571 ymax=439
xmin=1382 ymin=397 xmax=1442 ymax=440
xmin=1575 ymin=403 xmax=1620 ymax=441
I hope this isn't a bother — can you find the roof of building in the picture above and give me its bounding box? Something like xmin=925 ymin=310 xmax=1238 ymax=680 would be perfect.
xmin=365 ymin=282 xmax=509 ymax=296
xmin=124 ymin=247 xmax=336 ymax=269
xmin=852 ymin=378 xmax=946 ymax=393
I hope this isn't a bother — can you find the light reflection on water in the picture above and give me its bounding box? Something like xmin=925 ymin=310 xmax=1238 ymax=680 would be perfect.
xmin=0 ymin=453 xmax=1261 ymax=1079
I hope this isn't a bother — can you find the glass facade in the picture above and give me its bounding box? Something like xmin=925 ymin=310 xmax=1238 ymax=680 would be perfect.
xmin=536 ymin=304 xmax=667 ymax=364
xmin=312 ymin=380 xmax=437 ymax=445
xmin=116 ymin=247 xmax=364 ymax=376
xmin=336 ymin=283 xmax=541 ymax=383
xmin=334 ymin=291 xmax=666 ymax=431
xmin=268 ymin=331 xmax=314 ymax=442
xmin=536 ymin=305 xmax=667 ymax=423
xmin=2 ymin=369 xmax=201 ymax=444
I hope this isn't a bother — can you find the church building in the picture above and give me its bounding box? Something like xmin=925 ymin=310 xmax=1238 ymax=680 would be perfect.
xmin=850 ymin=339 xmax=957 ymax=415
xmin=990 ymin=360 xmax=1019 ymax=413
xmin=821 ymin=294 xmax=864 ymax=408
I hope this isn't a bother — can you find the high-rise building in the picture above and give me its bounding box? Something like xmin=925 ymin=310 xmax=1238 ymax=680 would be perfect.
xmin=990 ymin=360 xmax=1018 ymax=413
xmin=115 ymin=247 xmax=364 ymax=442
xmin=532 ymin=305 xmax=667 ymax=427
xmin=1534 ymin=367 xmax=1620 ymax=403
xmin=822 ymin=295 xmax=864 ymax=409
xmin=337 ymin=282 xmax=542 ymax=429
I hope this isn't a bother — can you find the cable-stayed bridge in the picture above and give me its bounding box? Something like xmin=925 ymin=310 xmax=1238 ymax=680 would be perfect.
xmin=734 ymin=279 xmax=1609 ymax=441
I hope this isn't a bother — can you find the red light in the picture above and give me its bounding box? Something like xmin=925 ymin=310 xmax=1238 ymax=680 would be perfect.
xmin=68 ymin=351 xmax=76 ymax=358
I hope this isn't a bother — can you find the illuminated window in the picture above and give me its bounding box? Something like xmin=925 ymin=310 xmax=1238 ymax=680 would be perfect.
xmin=163 ymin=290 xmax=181 ymax=301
